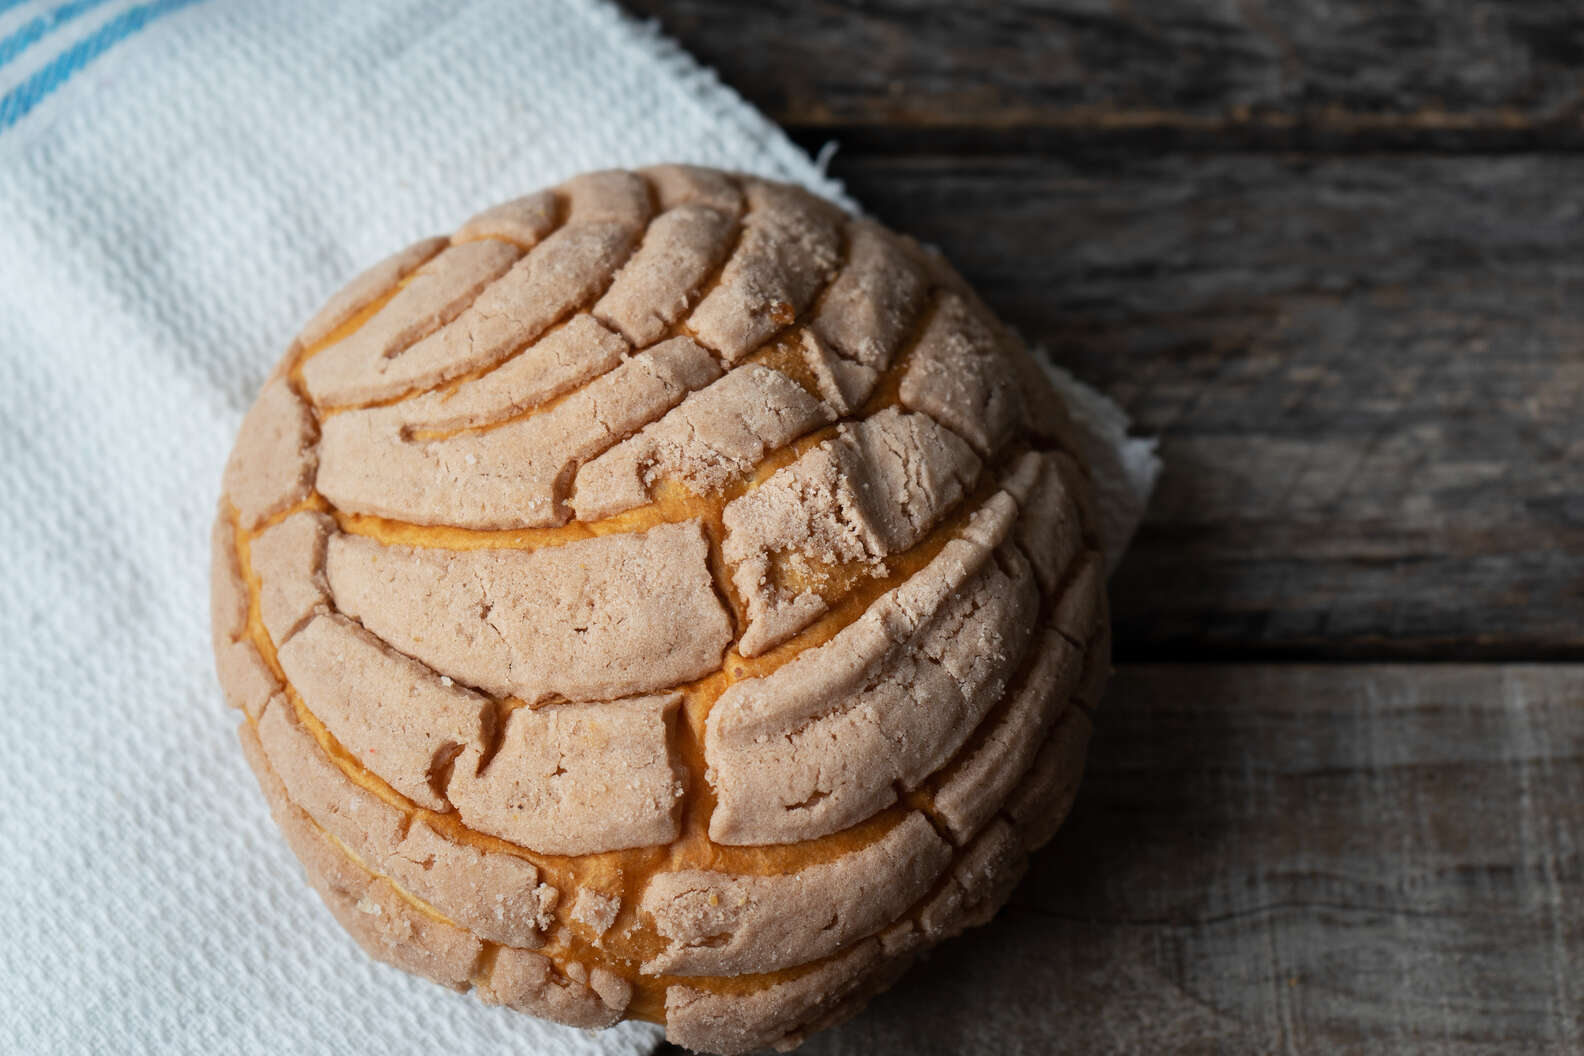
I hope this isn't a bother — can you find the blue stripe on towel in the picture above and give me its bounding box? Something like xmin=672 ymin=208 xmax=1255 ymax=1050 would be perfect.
xmin=0 ymin=0 xmax=205 ymax=133
xmin=0 ymin=1 xmax=42 ymax=18
xmin=0 ymin=0 xmax=117 ymax=71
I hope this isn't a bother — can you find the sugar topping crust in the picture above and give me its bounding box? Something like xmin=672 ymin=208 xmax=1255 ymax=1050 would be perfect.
xmin=215 ymin=166 xmax=1110 ymax=1054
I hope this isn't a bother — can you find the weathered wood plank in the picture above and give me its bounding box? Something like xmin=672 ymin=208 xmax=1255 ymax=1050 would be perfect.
xmin=626 ymin=0 xmax=1584 ymax=150
xmin=731 ymin=664 xmax=1583 ymax=1055
xmin=831 ymin=153 xmax=1584 ymax=659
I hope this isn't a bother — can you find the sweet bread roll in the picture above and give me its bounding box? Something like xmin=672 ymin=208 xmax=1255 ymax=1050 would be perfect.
xmin=212 ymin=165 xmax=1110 ymax=1054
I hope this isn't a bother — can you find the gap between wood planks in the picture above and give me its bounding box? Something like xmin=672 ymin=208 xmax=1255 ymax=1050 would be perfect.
xmin=786 ymin=119 xmax=1584 ymax=160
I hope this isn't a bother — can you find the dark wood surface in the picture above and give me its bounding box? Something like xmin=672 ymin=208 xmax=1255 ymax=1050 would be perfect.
xmin=628 ymin=2 xmax=1584 ymax=1052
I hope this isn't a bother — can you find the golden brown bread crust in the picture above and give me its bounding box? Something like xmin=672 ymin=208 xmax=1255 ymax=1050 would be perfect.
xmin=214 ymin=164 xmax=1110 ymax=1054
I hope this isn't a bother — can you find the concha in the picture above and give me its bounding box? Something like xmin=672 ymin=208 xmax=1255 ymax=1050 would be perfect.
xmin=211 ymin=165 xmax=1110 ymax=1054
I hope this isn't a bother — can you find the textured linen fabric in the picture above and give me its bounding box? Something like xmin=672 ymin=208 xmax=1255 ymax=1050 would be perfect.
xmin=0 ymin=2 xmax=1158 ymax=1053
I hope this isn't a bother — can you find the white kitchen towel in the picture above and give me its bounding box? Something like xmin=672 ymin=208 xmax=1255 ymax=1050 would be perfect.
xmin=0 ymin=2 xmax=1158 ymax=1054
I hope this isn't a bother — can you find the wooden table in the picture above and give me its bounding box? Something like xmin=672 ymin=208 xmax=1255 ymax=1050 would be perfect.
xmin=627 ymin=3 xmax=1584 ymax=1051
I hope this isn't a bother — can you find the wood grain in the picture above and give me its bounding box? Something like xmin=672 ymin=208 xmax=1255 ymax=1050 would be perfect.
xmin=685 ymin=664 xmax=1582 ymax=1055
xmin=625 ymin=0 xmax=1584 ymax=150
xmin=833 ymin=153 xmax=1584 ymax=660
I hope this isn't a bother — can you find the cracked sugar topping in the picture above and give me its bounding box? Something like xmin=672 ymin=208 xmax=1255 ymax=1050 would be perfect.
xmin=214 ymin=165 xmax=1110 ymax=1054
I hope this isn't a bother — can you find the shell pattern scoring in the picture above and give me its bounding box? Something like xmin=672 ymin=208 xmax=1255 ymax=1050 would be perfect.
xmin=211 ymin=166 xmax=1111 ymax=1055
